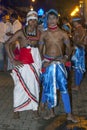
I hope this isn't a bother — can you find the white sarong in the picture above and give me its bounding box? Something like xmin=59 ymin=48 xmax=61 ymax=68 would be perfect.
xmin=11 ymin=47 xmax=41 ymax=112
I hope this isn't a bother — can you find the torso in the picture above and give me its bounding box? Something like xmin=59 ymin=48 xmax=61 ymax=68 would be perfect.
xmin=72 ymin=26 xmax=86 ymax=46
xmin=43 ymin=28 xmax=66 ymax=57
xmin=17 ymin=27 xmax=40 ymax=48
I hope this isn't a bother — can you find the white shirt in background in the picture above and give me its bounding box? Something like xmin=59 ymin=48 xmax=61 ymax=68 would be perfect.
xmin=0 ymin=21 xmax=6 ymax=43
xmin=12 ymin=19 xmax=22 ymax=34
xmin=4 ymin=21 xmax=13 ymax=42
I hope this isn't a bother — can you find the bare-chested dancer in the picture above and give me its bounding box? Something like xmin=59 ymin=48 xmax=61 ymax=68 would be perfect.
xmin=71 ymin=18 xmax=86 ymax=91
xmin=5 ymin=11 xmax=41 ymax=119
xmin=39 ymin=9 xmax=78 ymax=123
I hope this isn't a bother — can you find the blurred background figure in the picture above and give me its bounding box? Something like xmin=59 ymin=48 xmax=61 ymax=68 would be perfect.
xmin=10 ymin=12 xmax=22 ymax=34
xmin=38 ymin=17 xmax=44 ymax=32
xmin=0 ymin=13 xmax=7 ymax=71
xmin=62 ymin=17 xmax=72 ymax=37
xmin=71 ymin=17 xmax=86 ymax=91
xmin=6 ymin=12 xmax=22 ymax=71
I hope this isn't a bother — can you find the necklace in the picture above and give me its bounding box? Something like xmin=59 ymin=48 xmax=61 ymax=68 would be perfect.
xmin=48 ymin=25 xmax=58 ymax=31
xmin=27 ymin=29 xmax=36 ymax=36
xmin=23 ymin=26 xmax=40 ymax=41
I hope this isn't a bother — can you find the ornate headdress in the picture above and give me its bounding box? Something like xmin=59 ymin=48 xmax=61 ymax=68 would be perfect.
xmin=26 ymin=11 xmax=38 ymax=25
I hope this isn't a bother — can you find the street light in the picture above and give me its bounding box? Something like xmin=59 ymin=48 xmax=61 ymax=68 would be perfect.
xmin=32 ymin=0 xmax=35 ymax=2
xmin=70 ymin=6 xmax=79 ymax=17
xmin=29 ymin=0 xmax=35 ymax=11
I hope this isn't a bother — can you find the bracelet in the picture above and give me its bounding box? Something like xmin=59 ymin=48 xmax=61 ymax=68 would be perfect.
xmin=64 ymin=55 xmax=69 ymax=60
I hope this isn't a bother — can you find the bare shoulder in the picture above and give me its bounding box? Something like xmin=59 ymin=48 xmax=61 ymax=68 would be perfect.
xmin=59 ymin=29 xmax=68 ymax=38
xmin=58 ymin=28 xmax=67 ymax=35
xmin=15 ymin=29 xmax=23 ymax=35
xmin=5 ymin=29 xmax=24 ymax=45
xmin=11 ymin=29 xmax=23 ymax=38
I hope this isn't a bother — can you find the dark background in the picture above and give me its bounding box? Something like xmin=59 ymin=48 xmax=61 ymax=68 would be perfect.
xmin=0 ymin=0 xmax=79 ymax=15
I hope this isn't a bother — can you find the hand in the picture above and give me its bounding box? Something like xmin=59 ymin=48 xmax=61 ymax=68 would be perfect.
xmin=6 ymin=32 xmax=13 ymax=36
xmin=12 ymin=60 xmax=24 ymax=68
xmin=60 ymin=58 xmax=67 ymax=65
xmin=43 ymin=61 xmax=50 ymax=68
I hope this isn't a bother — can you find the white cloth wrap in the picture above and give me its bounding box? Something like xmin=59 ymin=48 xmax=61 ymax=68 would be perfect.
xmin=11 ymin=47 xmax=41 ymax=111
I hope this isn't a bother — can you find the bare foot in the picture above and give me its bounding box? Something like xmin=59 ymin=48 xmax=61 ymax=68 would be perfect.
xmin=13 ymin=112 xmax=20 ymax=119
xmin=50 ymin=113 xmax=55 ymax=118
xmin=43 ymin=113 xmax=55 ymax=120
xmin=39 ymin=103 xmax=45 ymax=112
xmin=43 ymin=115 xmax=51 ymax=120
xmin=33 ymin=111 xmax=40 ymax=119
xmin=72 ymin=87 xmax=79 ymax=91
xmin=67 ymin=115 xmax=78 ymax=123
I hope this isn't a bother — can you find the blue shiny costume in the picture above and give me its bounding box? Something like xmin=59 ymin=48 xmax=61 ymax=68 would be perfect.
xmin=71 ymin=46 xmax=85 ymax=86
xmin=41 ymin=55 xmax=71 ymax=113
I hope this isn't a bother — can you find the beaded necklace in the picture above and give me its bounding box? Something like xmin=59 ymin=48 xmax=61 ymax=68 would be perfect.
xmin=23 ymin=26 xmax=40 ymax=41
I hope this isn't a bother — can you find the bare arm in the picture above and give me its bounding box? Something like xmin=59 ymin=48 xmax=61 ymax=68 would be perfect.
xmin=72 ymin=29 xmax=85 ymax=47
xmin=39 ymin=32 xmax=45 ymax=59
xmin=63 ymin=32 xmax=72 ymax=60
xmin=84 ymin=35 xmax=87 ymax=45
xmin=9 ymin=41 xmax=18 ymax=60
xmin=5 ymin=30 xmax=22 ymax=62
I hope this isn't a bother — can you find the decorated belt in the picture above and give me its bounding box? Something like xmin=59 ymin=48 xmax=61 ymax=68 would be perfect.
xmin=43 ymin=54 xmax=63 ymax=61
xmin=24 ymin=43 xmax=38 ymax=48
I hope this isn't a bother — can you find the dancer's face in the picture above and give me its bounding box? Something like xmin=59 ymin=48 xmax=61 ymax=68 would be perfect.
xmin=72 ymin=21 xmax=79 ymax=28
xmin=47 ymin=14 xmax=58 ymax=26
xmin=28 ymin=19 xmax=38 ymax=28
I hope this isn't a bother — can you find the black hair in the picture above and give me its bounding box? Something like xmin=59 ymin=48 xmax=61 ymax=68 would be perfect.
xmin=11 ymin=13 xmax=18 ymax=19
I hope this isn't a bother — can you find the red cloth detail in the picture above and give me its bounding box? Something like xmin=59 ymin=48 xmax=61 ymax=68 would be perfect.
xmin=19 ymin=48 xmax=34 ymax=64
xmin=41 ymin=68 xmax=46 ymax=73
xmin=14 ymin=55 xmax=20 ymax=61
xmin=13 ymin=47 xmax=20 ymax=55
xmin=14 ymin=48 xmax=34 ymax=64
xmin=65 ymin=61 xmax=71 ymax=67
xmin=13 ymin=47 xmax=20 ymax=61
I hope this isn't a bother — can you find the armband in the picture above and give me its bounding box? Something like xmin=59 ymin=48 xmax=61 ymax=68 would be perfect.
xmin=64 ymin=39 xmax=70 ymax=44
xmin=38 ymin=41 xmax=44 ymax=44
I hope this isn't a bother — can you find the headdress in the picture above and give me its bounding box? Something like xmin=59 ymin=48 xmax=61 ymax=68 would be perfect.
xmin=72 ymin=18 xmax=81 ymax=22
xmin=47 ymin=9 xmax=58 ymax=18
xmin=26 ymin=11 xmax=38 ymax=25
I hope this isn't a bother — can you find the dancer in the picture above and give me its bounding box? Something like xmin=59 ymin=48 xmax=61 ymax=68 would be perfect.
xmin=39 ymin=9 xmax=78 ymax=122
xmin=71 ymin=18 xmax=86 ymax=91
xmin=5 ymin=11 xmax=41 ymax=119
